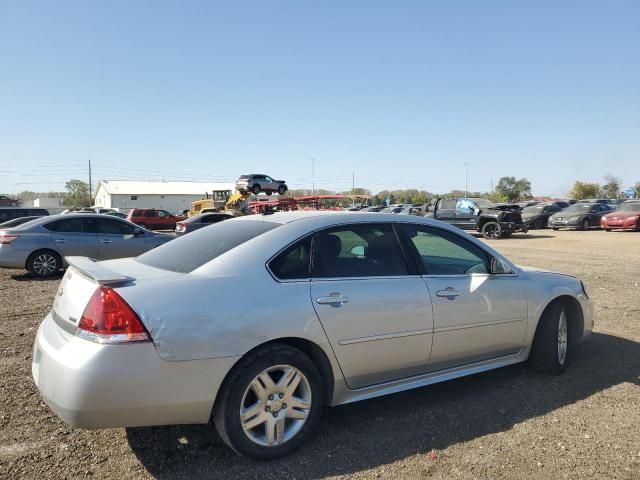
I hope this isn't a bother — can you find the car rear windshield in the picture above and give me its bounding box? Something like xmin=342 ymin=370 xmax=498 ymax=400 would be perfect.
xmin=135 ymin=219 xmax=281 ymax=273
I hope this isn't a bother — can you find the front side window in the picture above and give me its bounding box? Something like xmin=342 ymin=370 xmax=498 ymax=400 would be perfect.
xmin=401 ymin=225 xmax=489 ymax=275
xmin=312 ymin=224 xmax=409 ymax=278
xmin=269 ymin=236 xmax=311 ymax=280
xmin=143 ymin=210 xmax=156 ymax=217
xmin=456 ymin=198 xmax=476 ymax=215
xmin=438 ymin=199 xmax=457 ymax=210
xmin=98 ymin=218 xmax=136 ymax=235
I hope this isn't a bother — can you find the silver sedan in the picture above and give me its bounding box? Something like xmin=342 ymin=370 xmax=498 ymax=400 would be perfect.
xmin=0 ymin=214 xmax=173 ymax=277
xmin=32 ymin=212 xmax=593 ymax=460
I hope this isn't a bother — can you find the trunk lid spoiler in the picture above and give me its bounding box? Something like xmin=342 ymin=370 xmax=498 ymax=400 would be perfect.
xmin=65 ymin=256 xmax=133 ymax=285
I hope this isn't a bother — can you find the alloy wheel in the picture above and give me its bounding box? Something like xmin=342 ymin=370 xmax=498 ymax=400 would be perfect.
xmin=32 ymin=253 xmax=58 ymax=276
xmin=240 ymin=365 xmax=312 ymax=447
xmin=557 ymin=311 xmax=568 ymax=365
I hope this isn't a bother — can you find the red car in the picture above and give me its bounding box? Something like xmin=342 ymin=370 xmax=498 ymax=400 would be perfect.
xmin=601 ymin=200 xmax=640 ymax=231
xmin=127 ymin=208 xmax=186 ymax=230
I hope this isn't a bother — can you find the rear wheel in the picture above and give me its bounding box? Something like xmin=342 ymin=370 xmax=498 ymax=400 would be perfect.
xmin=481 ymin=221 xmax=502 ymax=239
xmin=27 ymin=250 xmax=61 ymax=278
xmin=533 ymin=218 xmax=543 ymax=229
xmin=529 ymin=302 xmax=569 ymax=374
xmin=213 ymin=344 xmax=324 ymax=460
xmin=581 ymin=218 xmax=590 ymax=230
xmin=277 ymin=185 xmax=287 ymax=195
xmin=252 ymin=184 xmax=261 ymax=195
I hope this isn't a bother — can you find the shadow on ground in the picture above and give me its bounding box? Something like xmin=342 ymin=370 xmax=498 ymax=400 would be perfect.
xmin=127 ymin=333 xmax=639 ymax=479
xmin=10 ymin=272 xmax=62 ymax=281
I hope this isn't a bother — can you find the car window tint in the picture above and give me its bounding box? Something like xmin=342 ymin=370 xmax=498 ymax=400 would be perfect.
xmin=44 ymin=218 xmax=86 ymax=233
xmin=143 ymin=210 xmax=156 ymax=217
xmin=136 ymin=219 xmax=280 ymax=273
xmin=313 ymin=224 xmax=408 ymax=278
xmin=402 ymin=225 xmax=489 ymax=275
xmin=456 ymin=199 xmax=476 ymax=214
xmin=269 ymin=236 xmax=311 ymax=280
xmin=98 ymin=218 xmax=135 ymax=234
xmin=438 ymin=199 xmax=457 ymax=210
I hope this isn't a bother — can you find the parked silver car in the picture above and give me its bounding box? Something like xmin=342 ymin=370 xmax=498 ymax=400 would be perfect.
xmin=0 ymin=214 xmax=173 ymax=278
xmin=32 ymin=212 xmax=592 ymax=460
xmin=235 ymin=174 xmax=288 ymax=195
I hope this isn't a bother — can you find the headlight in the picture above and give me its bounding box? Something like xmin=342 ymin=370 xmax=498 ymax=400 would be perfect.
xmin=580 ymin=280 xmax=589 ymax=299
xmin=627 ymin=216 xmax=639 ymax=222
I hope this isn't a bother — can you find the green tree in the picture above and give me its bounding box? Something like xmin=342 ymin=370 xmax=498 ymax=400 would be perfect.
xmin=601 ymin=174 xmax=621 ymax=198
xmin=635 ymin=182 xmax=640 ymax=198
xmin=62 ymin=179 xmax=90 ymax=207
xmin=495 ymin=177 xmax=532 ymax=202
xmin=568 ymin=181 xmax=601 ymax=200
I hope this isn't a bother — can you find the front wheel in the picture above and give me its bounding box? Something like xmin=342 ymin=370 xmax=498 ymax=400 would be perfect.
xmin=252 ymin=184 xmax=262 ymax=195
xmin=27 ymin=250 xmax=62 ymax=278
xmin=481 ymin=221 xmax=502 ymax=239
xmin=213 ymin=344 xmax=324 ymax=460
xmin=533 ymin=218 xmax=543 ymax=229
xmin=277 ymin=185 xmax=287 ymax=195
xmin=582 ymin=218 xmax=590 ymax=231
xmin=529 ymin=302 xmax=569 ymax=374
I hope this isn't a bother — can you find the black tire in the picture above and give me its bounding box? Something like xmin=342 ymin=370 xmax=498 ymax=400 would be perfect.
xmin=213 ymin=344 xmax=324 ymax=461
xmin=481 ymin=221 xmax=502 ymax=239
xmin=533 ymin=218 xmax=543 ymax=230
xmin=604 ymin=228 xmax=611 ymax=232
xmin=252 ymin=184 xmax=261 ymax=195
xmin=529 ymin=301 xmax=569 ymax=375
xmin=552 ymin=227 xmax=559 ymax=231
xmin=581 ymin=218 xmax=590 ymax=231
xmin=265 ymin=191 xmax=272 ymax=196
xmin=277 ymin=185 xmax=287 ymax=195
xmin=27 ymin=250 xmax=62 ymax=278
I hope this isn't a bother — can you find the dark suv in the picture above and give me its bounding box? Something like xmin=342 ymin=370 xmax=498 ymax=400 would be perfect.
xmin=235 ymin=174 xmax=288 ymax=195
xmin=0 ymin=207 xmax=49 ymax=224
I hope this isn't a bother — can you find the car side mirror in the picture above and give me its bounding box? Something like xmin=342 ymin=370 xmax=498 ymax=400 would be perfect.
xmin=133 ymin=228 xmax=145 ymax=236
xmin=490 ymin=257 xmax=512 ymax=274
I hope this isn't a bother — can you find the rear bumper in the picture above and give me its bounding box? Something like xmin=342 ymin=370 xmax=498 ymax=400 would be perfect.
xmin=32 ymin=312 xmax=239 ymax=429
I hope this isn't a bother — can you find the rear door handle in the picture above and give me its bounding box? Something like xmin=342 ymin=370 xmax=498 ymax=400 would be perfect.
xmin=316 ymin=293 xmax=350 ymax=305
xmin=100 ymin=239 xmax=112 ymax=244
xmin=435 ymin=287 xmax=462 ymax=298
xmin=54 ymin=239 xmax=66 ymax=244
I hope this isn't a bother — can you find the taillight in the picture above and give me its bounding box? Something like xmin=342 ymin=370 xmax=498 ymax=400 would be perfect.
xmin=77 ymin=286 xmax=150 ymax=344
xmin=0 ymin=234 xmax=18 ymax=245
xmin=176 ymin=223 xmax=185 ymax=232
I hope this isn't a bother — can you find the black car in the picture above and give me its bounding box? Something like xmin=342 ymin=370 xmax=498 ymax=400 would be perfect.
xmin=429 ymin=198 xmax=527 ymax=239
xmin=548 ymin=203 xmax=613 ymax=230
xmin=0 ymin=207 xmax=49 ymax=223
xmin=175 ymin=212 xmax=234 ymax=236
xmin=521 ymin=203 xmax=564 ymax=229
xmin=0 ymin=215 xmax=45 ymax=228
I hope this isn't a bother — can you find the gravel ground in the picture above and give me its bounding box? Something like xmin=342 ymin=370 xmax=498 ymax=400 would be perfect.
xmin=1 ymin=229 xmax=639 ymax=479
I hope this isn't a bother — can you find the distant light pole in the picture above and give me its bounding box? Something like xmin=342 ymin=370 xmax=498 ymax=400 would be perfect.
xmin=464 ymin=163 xmax=468 ymax=198
xmin=311 ymin=158 xmax=315 ymax=194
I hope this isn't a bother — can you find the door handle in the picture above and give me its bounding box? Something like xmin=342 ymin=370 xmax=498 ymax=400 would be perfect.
xmin=100 ymin=239 xmax=113 ymax=244
xmin=316 ymin=293 xmax=349 ymax=305
xmin=435 ymin=287 xmax=462 ymax=298
xmin=54 ymin=239 xmax=66 ymax=244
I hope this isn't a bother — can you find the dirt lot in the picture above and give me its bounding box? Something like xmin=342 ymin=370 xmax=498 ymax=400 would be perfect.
xmin=1 ymin=230 xmax=639 ymax=479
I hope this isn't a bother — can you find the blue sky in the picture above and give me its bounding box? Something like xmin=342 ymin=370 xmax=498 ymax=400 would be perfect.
xmin=1 ymin=0 xmax=638 ymax=196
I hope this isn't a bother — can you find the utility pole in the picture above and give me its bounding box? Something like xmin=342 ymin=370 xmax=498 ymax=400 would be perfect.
xmin=352 ymin=171 xmax=355 ymax=206
xmin=88 ymin=159 xmax=92 ymax=207
xmin=311 ymin=158 xmax=315 ymax=194
xmin=490 ymin=178 xmax=494 ymax=196
xmin=464 ymin=163 xmax=468 ymax=198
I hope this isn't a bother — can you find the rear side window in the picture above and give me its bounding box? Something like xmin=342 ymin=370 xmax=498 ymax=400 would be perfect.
xmin=269 ymin=236 xmax=312 ymax=280
xmin=312 ymin=224 xmax=409 ymax=278
xmin=44 ymin=218 xmax=86 ymax=233
xmin=130 ymin=209 xmax=142 ymax=216
xmin=98 ymin=218 xmax=136 ymax=234
xmin=143 ymin=210 xmax=156 ymax=217
xmin=136 ymin=219 xmax=281 ymax=273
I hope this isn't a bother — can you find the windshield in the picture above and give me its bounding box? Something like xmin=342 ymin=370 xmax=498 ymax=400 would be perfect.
xmin=619 ymin=202 xmax=640 ymax=212
xmin=563 ymin=204 xmax=592 ymax=214
xmin=136 ymin=219 xmax=280 ymax=273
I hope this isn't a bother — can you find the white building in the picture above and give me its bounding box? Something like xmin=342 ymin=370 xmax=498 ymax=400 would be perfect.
xmin=33 ymin=197 xmax=63 ymax=209
xmin=94 ymin=180 xmax=236 ymax=212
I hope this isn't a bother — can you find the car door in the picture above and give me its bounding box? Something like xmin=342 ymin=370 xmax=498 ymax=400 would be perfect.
xmin=96 ymin=217 xmax=148 ymax=260
xmin=398 ymin=224 xmax=527 ymax=370
xmin=434 ymin=199 xmax=457 ymax=222
xmin=591 ymin=204 xmax=608 ymax=224
xmin=455 ymin=198 xmax=479 ymax=229
xmin=43 ymin=217 xmax=99 ymax=259
xmin=310 ymin=223 xmax=434 ymax=389
xmin=143 ymin=210 xmax=158 ymax=228
xmin=156 ymin=210 xmax=175 ymax=229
